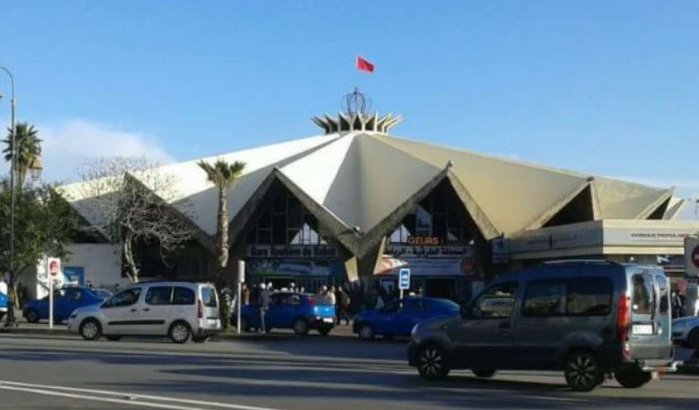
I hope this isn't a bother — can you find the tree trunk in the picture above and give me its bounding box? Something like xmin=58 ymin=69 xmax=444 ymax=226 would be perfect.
xmin=4 ymin=279 xmax=18 ymax=328
xmin=216 ymin=186 xmax=229 ymax=272
xmin=122 ymin=232 xmax=139 ymax=283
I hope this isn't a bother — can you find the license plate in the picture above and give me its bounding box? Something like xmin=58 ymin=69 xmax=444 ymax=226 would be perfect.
xmin=632 ymin=324 xmax=653 ymax=335
xmin=207 ymin=319 xmax=219 ymax=326
xmin=322 ymin=318 xmax=333 ymax=323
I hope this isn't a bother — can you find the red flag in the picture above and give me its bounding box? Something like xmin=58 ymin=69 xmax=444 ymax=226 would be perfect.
xmin=356 ymin=56 xmax=375 ymax=73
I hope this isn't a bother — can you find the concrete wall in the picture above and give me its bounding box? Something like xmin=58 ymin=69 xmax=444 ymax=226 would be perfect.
xmin=63 ymin=244 xmax=126 ymax=290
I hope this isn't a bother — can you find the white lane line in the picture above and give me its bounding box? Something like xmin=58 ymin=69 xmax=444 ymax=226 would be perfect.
xmin=0 ymin=380 xmax=285 ymax=410
xmin=0 ymin=384 xmax=209 ymax=410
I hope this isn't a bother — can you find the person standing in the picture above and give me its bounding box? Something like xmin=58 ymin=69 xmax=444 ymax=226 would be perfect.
xmin=258 ymin=283 xmax=271 ymax=333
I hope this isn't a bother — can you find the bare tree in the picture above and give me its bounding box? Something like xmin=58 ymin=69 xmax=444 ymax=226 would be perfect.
xmin=74 ymin=158 xmax=192 ymax=283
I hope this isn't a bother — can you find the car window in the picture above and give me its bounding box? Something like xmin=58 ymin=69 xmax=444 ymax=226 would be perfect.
xmin=173 ymin=287 xmax=195 ymax=305
xmin=201 ymin=287 xmax=218 ymax=308
xmin=523 ymin=280 xmax=566 ymax=317
xmin=106 ymin=289 xmax=142 ymax=308
xmin=470 ymin=282 xmax=518 ymax=319
xmin=403 ymin=299 xmax=426 ymax=312
xmin=64 ymin=289 xmax=82 ymax=301
xmin=567 ymin=277 xmax=612 ymax=316
xmin=145 ymin=287 xmax=172 ymax=305
xmin=631 ymin=274 xmax=653 ymax=315
xmin=381 ymin=300 xmax=400 ymax=313
xmin=656 ymin=275 xmax=669 ymax=314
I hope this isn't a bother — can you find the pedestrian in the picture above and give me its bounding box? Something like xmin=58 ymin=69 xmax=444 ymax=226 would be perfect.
xmin=327 ymin=285 xmax=337 ymax=308
xmin=242 ymin=284 xmax=250 ymax=305
xmin=335 ymin=285 xmax=351 ymax=325
xmin=259 ymin=283 xmax=271 ymax=333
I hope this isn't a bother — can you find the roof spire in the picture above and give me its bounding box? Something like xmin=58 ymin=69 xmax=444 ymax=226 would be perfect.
xmin=311 ymin=88 xmax=402 ymax=135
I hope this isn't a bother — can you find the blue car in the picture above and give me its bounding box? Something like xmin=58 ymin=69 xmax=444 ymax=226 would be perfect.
xmin=238 ymin=292 xmax=335 ymax=335
xmin=0 ymin=286 xmax=7 ymax=322
xmin=353 ymin=297 xmax=460 ymax=340
xmin=23 ymin=287 xmax=112 ymax=323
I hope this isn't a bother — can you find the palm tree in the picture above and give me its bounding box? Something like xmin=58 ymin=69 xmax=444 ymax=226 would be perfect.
xmin=197 ymin=159 xmax=246 ymax=278
xmin=3 ymin=123 xmax=43 ymax=186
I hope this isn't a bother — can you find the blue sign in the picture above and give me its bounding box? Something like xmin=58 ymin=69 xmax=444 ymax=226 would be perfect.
xmin=399 ymin=268 xmax=411 ymax=290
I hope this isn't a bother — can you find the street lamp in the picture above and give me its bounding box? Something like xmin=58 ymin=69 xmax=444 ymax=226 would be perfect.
xmin=0 ymin=66 xmax=16 ymax=326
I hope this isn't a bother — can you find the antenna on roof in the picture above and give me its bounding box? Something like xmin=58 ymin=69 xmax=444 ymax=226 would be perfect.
xmin=343 ymin=87 xmax=372 ymax=115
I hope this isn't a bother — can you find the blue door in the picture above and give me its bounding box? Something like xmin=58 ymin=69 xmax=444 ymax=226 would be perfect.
xmin=63 ymin=267 xmax=85 ymax=286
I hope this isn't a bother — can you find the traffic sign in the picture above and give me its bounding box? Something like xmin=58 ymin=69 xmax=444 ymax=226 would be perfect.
xmin=399 ymin=268 xmax=411 ymax=290
xmin=48 ymin=258 xmax=61 ymax=277
xmin=685 ymin=238 xmax=699 ymax=279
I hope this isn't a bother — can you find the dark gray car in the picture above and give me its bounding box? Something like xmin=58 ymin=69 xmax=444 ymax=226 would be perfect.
xmin=407 ymin=261 xmax=679 ymax=391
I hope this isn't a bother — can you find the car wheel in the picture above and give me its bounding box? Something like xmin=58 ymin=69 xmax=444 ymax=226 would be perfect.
xmin=293 ymin=319 xmax=309 ymax=335
xmin=318 ymin=326 xmax=332 ymax=336
xmin=359 ymin=324 xmax=375 ymax=340
xmin=192 ymin=335 xmax=211 ymax=343
xmin=79 ymin=319 xmax=102 ymax=341
xmin=169 ymin=321 xmax=192 ymax=344
xmin=472 ymin=369 xmax=496 ymax=378
xmin=564 ymin=350 xmax=603 ymax=391
xmin=25 ymin=309 xmax=39 ymax=324
xmin=688 ymin=329 xmax=699 ymax=350
xmin=417 ymin=343 xmax=450 ymax=381
xmin=105 ymin=335 xmax=121 ymax=342
xmin=614 ymin=366 xmax=651 ymax=388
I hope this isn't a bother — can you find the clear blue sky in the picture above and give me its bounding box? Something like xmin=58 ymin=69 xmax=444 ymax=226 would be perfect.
xmin=0 ymin=1 xmax=697 ymax=198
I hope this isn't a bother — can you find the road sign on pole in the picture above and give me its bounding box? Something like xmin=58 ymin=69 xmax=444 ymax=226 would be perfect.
xmin=47 ymin=257 xmax=60 ymax=329
xmin=399 ymin=268 xmax=411 ymax=300
xmin=237 ymin=260 xmax=245 ymax=335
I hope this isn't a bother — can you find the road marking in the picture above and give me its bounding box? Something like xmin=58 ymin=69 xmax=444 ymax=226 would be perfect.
xmin=0 ymin=380 xmax=285 ymax=410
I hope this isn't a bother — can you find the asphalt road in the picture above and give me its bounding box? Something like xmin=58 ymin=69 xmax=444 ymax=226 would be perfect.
xmin=0 ymin=331 xmax=697 ymax=410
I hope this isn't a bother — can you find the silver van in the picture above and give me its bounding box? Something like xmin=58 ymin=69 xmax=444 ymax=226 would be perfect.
xmin=408 ymin=261 xmax=679 ymax=391
xmin=67 ymin=281 xmax=221 ymax=343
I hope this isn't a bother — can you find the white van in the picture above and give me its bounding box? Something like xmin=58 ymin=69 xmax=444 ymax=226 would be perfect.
xmin=67 ymin=281 xmax=221 ymax=343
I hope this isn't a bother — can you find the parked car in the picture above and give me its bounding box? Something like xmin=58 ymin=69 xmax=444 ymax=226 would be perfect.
xmin=408 ymin=261 xmax=679 ymax=391
xmin=23 ymin=287 xmax=112 ymax=323
xmin=237 ymin=292 xmax=335 ymax=335
xmin=672 ymin=315 xmax=699 ymax=349
xmin=67 ymin=281 xmax=221 ymax=343
xmin=353 ymin=297 xmax=460 ymax=340
xmin=0 ymin=282 xmax=7 ymax=322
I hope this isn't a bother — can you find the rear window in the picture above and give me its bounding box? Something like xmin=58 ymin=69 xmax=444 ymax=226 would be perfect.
xmin=631 ymin=274 xmax=654 ymax=314
xmin=201 ymin=287 xmax=218 ymax=308
xmin=522 ymin=277 xmax=612 ymax=317
xmin=173 ymin=287 xmax=195 ymax=305
xmin=146 ymin=287 xmax=172 ymax=305
xmin=567 ymin=278 xmax=612 ymax=316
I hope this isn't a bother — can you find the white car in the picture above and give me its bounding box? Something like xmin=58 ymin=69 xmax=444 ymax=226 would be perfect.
xmin=67 ymin=281 xmax=221 ymax=343
xmin=672 ymin=316 xmax=699 ymax=349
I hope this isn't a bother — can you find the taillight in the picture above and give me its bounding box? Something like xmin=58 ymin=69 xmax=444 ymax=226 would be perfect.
xmin=616 ymin=294 xmax=630 ymax=343
xmin=197 ymin=299 xmax=203 ymax=319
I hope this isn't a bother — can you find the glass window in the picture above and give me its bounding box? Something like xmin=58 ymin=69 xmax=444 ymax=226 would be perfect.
xmin=631 ymin=274 xmax=653 ymax=314
xmin=107 ymin=289 xmax=142 ymax=308
xmin=201 ymin=287 xmax=218 ymax=308
xmin=471 ymin=282 xmax=518 ymax=319
xmin=145 ymin=287 xmax=172 ymax=305
xmin=64 ymin=289 xmax=82 ymax=301
xmin=567 ymin=278 xmax=612 ymax=316
xmin=656 ymin=275 xmax=669 ymax=314
xmin=173 ymin=287 xmax=195 ymax=305
xmin=523 ymin=280 xmax=566 ymax=317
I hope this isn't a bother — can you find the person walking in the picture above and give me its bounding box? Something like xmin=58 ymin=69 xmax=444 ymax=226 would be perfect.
xmin=335 ymin=285 xmax=351 ymax=325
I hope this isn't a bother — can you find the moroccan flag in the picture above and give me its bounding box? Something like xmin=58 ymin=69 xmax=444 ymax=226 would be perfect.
xmin=356 ymin=56 xmax=375 ymax=73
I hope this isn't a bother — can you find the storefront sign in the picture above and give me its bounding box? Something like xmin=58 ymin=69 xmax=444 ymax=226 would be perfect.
xmin=246 ymin=245 xmax=337 ymax=258
xmin=407 ymin=236 xmax=442 ymax=246
xmin=384 ymin=244 xmax=474 ymax=258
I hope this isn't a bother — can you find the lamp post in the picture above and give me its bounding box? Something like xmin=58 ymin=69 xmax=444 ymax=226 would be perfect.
xmin=0 ymin=66 xmax=16 ymax=327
